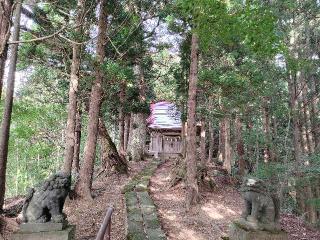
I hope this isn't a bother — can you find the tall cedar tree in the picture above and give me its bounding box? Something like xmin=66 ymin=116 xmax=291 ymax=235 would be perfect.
xmin=63 ymin=0 xmax=86 ymax=175
xmin=0 ymin=0 xmax=13 ymax=100
xmin=185 ymin=33 xmax=199 ymax=210
xmin=74 ymin=0 xmax=107 ymax=199
xmin=0 ymin=1 xmax=21 ymax=210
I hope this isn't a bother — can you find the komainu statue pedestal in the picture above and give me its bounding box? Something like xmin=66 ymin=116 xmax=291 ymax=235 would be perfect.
xmin=228 ymin=177 xmax=288 ymax=240
xmin=12 ymin=172 xmax=75 ymax=240
xmin=229 ymin=221 xmax=287 ymax=240
xmin=12 ymin=222 xmax=75 ymax=240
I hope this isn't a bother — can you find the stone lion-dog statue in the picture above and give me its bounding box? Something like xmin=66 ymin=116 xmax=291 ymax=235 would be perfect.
xmin=22 ymin=172 xmax=71 ymax=223
xmin=237 ymin=177 xmax=281 ymax=232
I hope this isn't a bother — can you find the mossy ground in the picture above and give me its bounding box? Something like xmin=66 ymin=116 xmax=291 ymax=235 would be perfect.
xmin=124 ymin=159 xmax=166 ymax=240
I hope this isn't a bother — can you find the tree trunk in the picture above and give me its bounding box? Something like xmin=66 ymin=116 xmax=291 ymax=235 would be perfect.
xmin=73 ymin=104 xmax=82 ymax=174
xmin=0 ymin=1 xmax=21 ymax=211
xmin=218 ymin=119 xmax=225 ymax=163
xmin=118 ymin=82 xmax=126 ymax=155
xmin=200 ymin=120 xmax=206 ymax=168
xmin=288 ymin=71 xmax=302 ymax=163
xmin=124 ymin=114 xmax=130 ymax=152
xmin=235 ymin=115 xmax=245 ymax=176
xmin=126 ymin=62 xmax=147 ymax=161
xmin=301 ymin=79 xmax=314 ymax=154
xmin=181 ymin=121 xmax=186 ymax=158
xmin=0 ymin=0 xmax=13 ymax=100
xmin=74 ymin=0 xmax=107 ymax=199
xmin=223 ymin=117 xmax=232 ymax=174
xmin=262 ymin=97 xmax=272 ymax=162
xmin=98 ymin=118 xmax=127 ymax=174
xmin=208 ymin=122 xmax=214 ymax=163
xmin=310 ymin=76 xmax=320 ymax=152
xmin=62 ymin=0 xmax=86 ymax=175
xmin=185 ymin=33 xmax=199 ymax=210
xmin=127 ymin=113 xmax=146 ymax=161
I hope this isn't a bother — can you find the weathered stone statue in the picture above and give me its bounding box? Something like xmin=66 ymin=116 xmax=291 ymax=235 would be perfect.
xmin=229 ymin=177 xmax=288 ymax=240
xmin=22 ymin=172 xmax=71 ymax=223
xmin=238 ymin=177 xmax=280 ymax=231
xmin=13 ymin=172 xmax=75 ymax=240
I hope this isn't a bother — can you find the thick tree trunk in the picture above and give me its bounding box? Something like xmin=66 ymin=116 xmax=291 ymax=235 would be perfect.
xmin=73 ymin=104 xmax=82 ymax=174
xmin=74 ymin=0 xmax=107 ymax=199
xmin=124 ymin=114 xmax=130 ymax=152
xmin=118 ymin=82 xmax=126 ymax=154
xmin=235 ymin=115 xmax=245 ymax=176
xmin=0 ymin=0 xmax=13 ymax=100
xmin=62 ymin=0 xmax=86 ymax=175
xmin=127 ymin=63 xmax=147 ymax=161
xmin=0 ymin=1 xmax=21 ymax=211
xmin=223 ymin=117 xmax=232 ymax=174
xmin=127 ymin=113 xmax=146 ymax=161
xmin=98 ymin=118 xmax=127 ymax=174
xmin=185 ymin=33 xmax=199 ymax=210
xmin=208 ymin=121 xmax=214 ymax=163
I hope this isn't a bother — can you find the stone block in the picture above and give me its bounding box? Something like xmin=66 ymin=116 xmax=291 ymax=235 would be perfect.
xmin=12 ymin=225 xmax=75 ymax=240
xmin=19 ymin=221 xmax=67 ymax=233
xmin=229 ymin=223 xmax=288 ymax=240
xmin=127 ymin=221 xmax=146 ymax=240
xmin=146 ymin=228 xmax=166 ymax=240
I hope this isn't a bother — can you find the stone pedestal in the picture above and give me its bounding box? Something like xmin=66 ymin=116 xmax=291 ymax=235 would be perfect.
xmin=12 ymin=222 xmax=75 ymax=240
xmin=229 ymin=222 xmax=288 ymax=240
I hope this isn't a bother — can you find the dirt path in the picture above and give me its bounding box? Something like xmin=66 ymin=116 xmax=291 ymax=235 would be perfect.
xmin=149 ymin=159 xmax=320 ymax=240
xmin=149 ymin=159 xmax=242 ymax=240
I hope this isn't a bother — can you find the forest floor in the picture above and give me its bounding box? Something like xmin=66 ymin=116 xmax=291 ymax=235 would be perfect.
xmin=149 ymin=158 xmax=320 ymax=240
xmin=0 ymin=160 xmax=148 ymax=240
xmin=1 ymin=158 xmax=320 ymax=240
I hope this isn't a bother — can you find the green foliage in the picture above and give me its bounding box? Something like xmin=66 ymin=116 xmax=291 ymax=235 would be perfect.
xmin=5 ymin=99 xmax=66 ymax=197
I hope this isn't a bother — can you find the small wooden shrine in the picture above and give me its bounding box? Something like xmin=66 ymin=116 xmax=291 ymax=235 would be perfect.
xmin=146 ymin=101 xmax=182 ymax=158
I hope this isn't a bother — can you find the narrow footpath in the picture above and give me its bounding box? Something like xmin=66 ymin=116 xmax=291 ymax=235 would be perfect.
xmin=149 ymin=159 xmax=242 ymax=240
xmin=149 ymin=158 xmax=320 ymax=240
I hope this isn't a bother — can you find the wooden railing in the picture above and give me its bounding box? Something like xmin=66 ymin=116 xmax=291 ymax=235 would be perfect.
xmin=95 ymin=206 xmax=114 ymax=240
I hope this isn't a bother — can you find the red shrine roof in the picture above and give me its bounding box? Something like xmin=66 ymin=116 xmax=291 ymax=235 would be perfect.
xmin=147 ymin=101 xmax=182 ymax=130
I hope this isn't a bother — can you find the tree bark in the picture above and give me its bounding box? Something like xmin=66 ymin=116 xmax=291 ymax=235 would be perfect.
xmin=181 ymin=121 xmax=186 ymax=158
xmin=126 ymin=62 xmax=147 ymax=161
xmin=0 ymin=0 xmax=13 ymax=100
xmin=301 ymin=79 xmax=314 ymax=154
xmin=262 ymin=97 xmax=273 ymax=162
xmin=223 ymin=117 xmax=232 ymax=174
xmin=310 ymin=76 xmax=320 ymax=152
xmin=208 ymin=121 xmax=214 ymax=163
xmin=218 ymin=119 xmax=225 ymax=163
xmin=185 ymin=33 xmax=199 ymax=210
xmin=124 ymin=114 xmax=130 ymax=152
xmin=73 ymin=104 xmax=82 ymax=174
xmin=235 ymin=115 xmax=245 ymax=176
xmin=127 ymin=113 xmax=146 ymax=161
xmin=74 ymin=0 xmax=107 ymax=199
xmin=98 ymin=118 xmax=127 ymax=174
xmin=118 ymin=81 xmax=126 ymax=154
xmin=200 ymin=120 xmax=206 ymax=168
xmin=62 ymin=0 xmax=86 ymax=175
xmin=288 ymin=71 xmax=302 ymax=163
xmin=0 ymin=1 xmax=21 ymax=211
